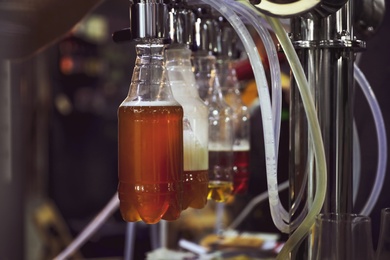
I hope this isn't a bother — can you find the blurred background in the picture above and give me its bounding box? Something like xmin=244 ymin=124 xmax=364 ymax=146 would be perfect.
xmin=0 ymin=0 xmax=389 ymax=259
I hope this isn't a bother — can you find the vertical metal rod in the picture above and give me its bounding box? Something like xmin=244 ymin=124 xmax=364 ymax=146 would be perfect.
xmin=0 ymin=60 xmax=24 ymax=260
xmin=0 ymin=60 xmax=12 ymax=183
xmin=289 ymin=0 xmax=358 ymax=258
xmin=124 ymin=222 xmax=136 ymax=260
xmin=160 ymin=220 xmax=168 ymax=248
xmin=150 ymin=224 xmax=160 ymax=250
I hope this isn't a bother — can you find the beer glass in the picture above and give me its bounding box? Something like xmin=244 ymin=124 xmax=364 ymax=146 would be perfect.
xmin=312 ymin=213 xmax=375 ymax=260
xmin=376 ymin=208 xmax=390 ymax=260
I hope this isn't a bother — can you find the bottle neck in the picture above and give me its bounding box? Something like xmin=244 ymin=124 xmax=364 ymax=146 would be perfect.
xmin=192 ymin=53 xmax=215 ymax=101
xmin=135 ymin=42 xmax=165 ymax=68
xmin=216 ymin=58 xmax=240 ymax=93
xmin=127 ymin=42 xmax=177 ymax=104
xmin=197 ymin=55 xmax=225 ymax=106
xmin=165 ymin=46 xmax=192 ymax=68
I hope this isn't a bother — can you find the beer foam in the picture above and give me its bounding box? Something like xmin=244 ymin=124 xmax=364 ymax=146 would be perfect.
xmin=183 ymin=129 xmax=208 ymax=170
xmin=233 ymin=140 xmax=250 ymax=151
xmin=208 ymin=142 xmax=232 ymax=151
xmin=121 ymin=100 xmax=179 ymax=106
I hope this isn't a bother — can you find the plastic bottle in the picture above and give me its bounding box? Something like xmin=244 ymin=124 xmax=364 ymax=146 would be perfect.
xmin=118 ymin=41 xmax=184 ymax=224
xmin=192 ymin=51 xmax=214 ymax=102
xmin=215 ymin=18 xmax=250 ymax=194
xmin=219 ymin=59 xmax=251 ymax=194
xmin=195 ymin=54 xmax=234 ymax=202
xmin=189 ymin=5 xmax=234 ymax=203
xmin=165 ymin=46 xmax=209 ymax=210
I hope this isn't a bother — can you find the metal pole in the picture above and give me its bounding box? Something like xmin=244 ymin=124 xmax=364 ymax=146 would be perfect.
xmin=289 ymin=1 xmax=362 ymax=258
xmin=0 ymin=60 xmax=24 ymax=260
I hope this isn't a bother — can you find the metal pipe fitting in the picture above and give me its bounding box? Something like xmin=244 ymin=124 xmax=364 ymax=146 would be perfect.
xmin=166 ymin=0 xmax=196 ymax=46
xmin=130 ymin=0 xmax=170 ymax=41
xmin=215 ymin=16 xmax=238 ymax=59
xmin=190 ymin=4 xmax=219 ymax=54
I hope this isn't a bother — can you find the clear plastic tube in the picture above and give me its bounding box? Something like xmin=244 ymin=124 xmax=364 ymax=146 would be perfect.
xmin=216 ymin=3 xmax=326 ymax=249
xmin=265 ymin=15 xmax=327 ymax=260
xmin=199 ymin=0 xmax=290 ymax=233
xmin=224 ymin=0 xmax=313 ymax=227
xmin=54 ymin=193 xmax=120 ymax=260
xmin=231 ymin=0 xmax=319 ymax=231
xmin=226 ymin=0 xmax=288 ymax=223
xmin=226 ymin=0 xmax=283 ymax=156
xmin=226 ymin=161 xmax=306 ymax=232
xmin=226 ymin=0 xmax=377 ymax=235
xmin=227 ymin=180 xmax=289 ymax=230
xmin=354 ymin=63 xmax=387 ymax=216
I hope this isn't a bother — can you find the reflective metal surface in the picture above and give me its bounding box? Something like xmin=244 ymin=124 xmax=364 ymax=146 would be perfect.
xmin=167 ymin=0 xmax=196 ymax=45
xmin=0 ymin=61 xmax=24 ymax=260
xmin=215 ymin=17 xmax=238 ymax=59
xmin=191 ymin=4 xmax=219 ymax=54
xmin=130 ymin=0 xmax=169 ymax=40
xmin=289 ymin=0 xmax=361 ymax=258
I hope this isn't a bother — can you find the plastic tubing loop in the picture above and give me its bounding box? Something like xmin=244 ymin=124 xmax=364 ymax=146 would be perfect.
xmin=199 ymin=0 xmax=289 ymax=233
xmin=354 ymin=63 xmax=387 ymax=217
xmin=228 ymin=0 xmax=295 ymax=226
xmin=231 ymin=0 xmax=314 ymax=231
xmin=54 ymin=193 xmax=120 ymax=260
xmin=228 ymin=180 xmax=289 ymax=230
xmin=264 ymin=14 xmax=327 ymax=260
xmin=227 ymin=0 xmax=324 ymax=231
xmin=227 ymin=1 xmax=365 ymax=231
xmin=228 ymin=125 xmax=359 ymax=231
xmin=226 ymin=0 xmax=283 ymax=157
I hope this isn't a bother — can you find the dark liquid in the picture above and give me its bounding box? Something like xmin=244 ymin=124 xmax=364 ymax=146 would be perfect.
xmin=182 ymin=169 xmax=209 ymax=210
xmin=232 ymin=150 xmax=250 ymax=194
xmin=118 ymin=105 xmax=183 ymax=224
xmin=208 ymin=150 xmax=233 ymax=181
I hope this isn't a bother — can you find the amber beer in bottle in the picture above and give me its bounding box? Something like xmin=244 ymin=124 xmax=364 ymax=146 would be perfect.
xmin=118 ymin=42 xmax=184 ymax=224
